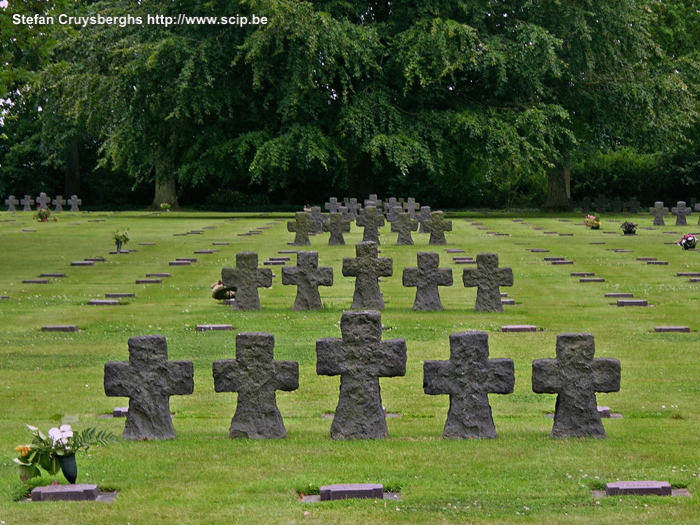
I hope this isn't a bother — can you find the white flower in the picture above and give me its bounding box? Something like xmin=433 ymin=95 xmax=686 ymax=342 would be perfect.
xmin=49 ymin=427 xmax=62 ymax=443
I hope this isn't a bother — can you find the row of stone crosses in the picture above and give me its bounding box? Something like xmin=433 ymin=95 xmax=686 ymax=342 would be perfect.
xmin=104 ymin=312 xmax=621 ymax=442
xmin=290 ymin=196 xmax=452 ymax=246
xmin=223 ymin=245 xmax=512 ymax=312
xmin=5 ymin=193 xmax=81 ymax=212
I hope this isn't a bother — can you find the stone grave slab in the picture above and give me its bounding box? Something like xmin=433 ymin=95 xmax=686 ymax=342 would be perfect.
xmin=647 ymin=261 xmax=668 ymax=265
xmin=23 ymin=279 xmax=49 ymax=284
xmin=677 ymin=272 xmax=700 ymax=277
xmin=177 ymin=258 xmax=198 ymax=262
xmin=617 ymin=299 xmax=649 ymax=306
xmin=320 ymin=483 xmax=384 ymax=501
xmin=136 ymin=279 xmax=162 ymax=284
xmin=654 ymin=326 xmax=691 ymax=333
xmin=551 ymin=260 xmax=574 ymax=265
xmin=598 ymin=406 xmax=611 ymax=418
xmin=42 ymin=325 xmax=79 ymax=332
xmin=31 ymin=484 xmax=99 ymax=501
xmin=502 ymin=325 xmax=537 ymax=332
xmin=169 ymin=261 xmax=191 ymax=266
xmin=462 ymin=253 xmax=514 ymax=312
xmin=71 ymin=261 xmax=94 ymax=266
xmin=113 ymin=407 xmax=128 ymax=417
xmin=544 ymin=257 xmax=565 ymax=261
xmin=571 ymin=272 xmax=595 ymax=277
xmin=212 ymin=242 xmax=230 ymax=246
xmin=85 ymin=257 xmax=106 ymax=262
xmin=105 ymin=293 xmax=135 ymax=299
xmin=146 ymin=273 xmax=171 ymax=278
xmin=580 ymin=278 xmax=605 ymax=282
xmin=89 ymin=299 xmax=120 ymax=306
xmin=605 ymin=293 xmax=633 ymax=298
xmin=501 ymin=299 xmax=516 ymax=305
xmin=636 ymin=257 xmax=657 ymax=261
xmin=196 ymin=324 xmax=234 ymax=331
xmin=40 ymin=273 xmax=66 ymax=278
xmin=606 ymin=481 xmax=672 ymax=497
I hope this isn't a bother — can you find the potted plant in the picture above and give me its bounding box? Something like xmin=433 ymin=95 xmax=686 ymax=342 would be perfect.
xmin=112 ymin=230 xmax=130 ymax=253
xmin=620 ymin=221 xmax=638 ymax=235
xmin=33 ymin=206 xmax=57 ymax=223
xmin=14 ymin=423 xmax=118 ymax=484
xmin=678 ymin=234 xmax=697 ymax=250
xmin=584 ymin=214 xmax=601 ymax=229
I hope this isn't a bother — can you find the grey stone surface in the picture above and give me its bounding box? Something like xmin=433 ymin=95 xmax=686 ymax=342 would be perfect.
xmin=424 ymin=211 xmax=453 ymax=245
xmin=104 ymin=334 xmax=194 ymax=440
xmin=310 ymin=206 xmax=325 ymax=233
xmin=502 ymin=325 xmax=537 ymax=332
xmin=32 ymin=484 xmax=99 ymax=501
xmin=606 ymin=481 xmax=672 ymax=496
xmin=316 ymin=311 xmax=407 ymax=440
xmin=196 ymin=324 xmax=234 ymax=331
xmin=287 ymin=211 xmax=315 ymax=245
xmin=282 ymin=251 xmax=333 ymax=310
xmin=35 ymin=192 xmax=50 ymax=210
xmin=402 ymin=252 xmax=453 ymax=311
xmin=52 ymin=195 xmax=66 ymax=212
xmin=320 ymin=483 xmax=384 ymax=501
xmin=364 ymin=194 xmax=382 ymax=208
xmin=42 ymin=325 xmax=79 ymax=332
xmin=221 ymin=252 xmax=273 ymax=310
xmin=67 ymin=195 xmax=81 ymax=212
xmin=322 ymin=212 xmax=351 ymax=245
xmin=21 ymin=195 xmax=34 ymax=211
xmin=424 ymin=331 xmax=514 ymax=439
xmin=345 ymin=198 xmax=361 ymax=217
xmin=418 ymin=206 xmax=432 ymax=233
xmin=342 ymin=242 xmax=393 ymax=310
xmin=532 ymin=333 xmax=621 ymax=438
xmin=324 ymin=197 xmax=341 ymax=213
xmin=391 ymin=212 xmax=418 ymax=245
xmin=5 ymin=195 xmax=18 ymax=211
xmin=403 ymin=197 xmax=419 ymax=218
xmin=356 ymin=206 xmax=385 ymax=244
xmin=462 ymin=253 xmax=514 ymax=312
xmin=672 ymin=201 xmax=691 ymax=225
xmin=213 ymin=332 xmax=299 ymax=439
xmin=654 ymin=326 xmax=690 ymax=333
xmin=649 ymin=201 xmax=669 ymax=226
xmin=386 ymin=205 xmax=403 ymax=223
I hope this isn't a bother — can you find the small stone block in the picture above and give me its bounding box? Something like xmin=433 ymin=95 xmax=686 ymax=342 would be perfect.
xmin=42 ymin=325 xmax=79 ymax=332
xmin=501 ymin=325 xmax=537 ymax=332
xmin=264 ymin=261 xmax=286 ymax=265
xmin=654 ymin=326 xmax=691 ymax=333
xmin=691 ymin=278 xmax=700 ymax=283
xmin=169 ymin=261 xmax=191 ymax=266
xmin=501 ymin=299 xmax=516 ymax=305
xmin=22 ymin=229 xmax=37 ymax=233
xmin=605 ymin=293 xmax=633 ymax=298
xmin=455 ymin=260 xmax=477 ymax=264
xmin=580 ymin=278 xmax=605 ymax=282
xmin=558 ymin=233 xmax=574 ymax=236
xmin=598 ymin=406 xmax=611 ymax=418
xmin=319 ymin=483 xmax=384 ymax=501
xmin=113 ymin=407 xmax=129 ymax=417
xmin=40 ymin=273 xmax=66 ymax=278
xmin=527 ymin=249 xmax=550 ymax=252
xmin=213 ymin=242 xmax=231 ymax=245
xmin=196 ymin=324 xmax=234 ymax=331
xmin=605 ymin=481 xmax=672 ymax=497
xmin=176 ymin=258 xmax=198 ymax=262
xmin=146 ymin=273 xmax=171 ymax=278
xmin=23 ymin=279 xmax=49 ymax=284
xmin=647 ymin=261 xmax=669 ymax=265
xmin=71 ymin=261 xmax=94 ymax=266
xmin=0 ymin=296 xmax=8 ymax=300
xmin=31 ymin=484 xmax=99 ymax=502
xmin=105 ymin=293 xmax=135 ymax=298
xmin=445 ymin=249 xmax=465 ymax=253
xmin=613 ymin=249 xmax=633 ymax=253
xmin=677 ymin=272 xmax=700 ymax=277
xmin=269 ymin=257 xmax=291 ymax=261
xmin=89 ymin=299 xmax=120 ymax=306
xmin=551 ymin=260 xmax=574 ymax=265
xmin=544 ymin=257 xmax=566 ymax=261
xmin=278 ymin=250 xmax=298 ymax=254
xmin=617 ymin=299 xmax=649 ymax=306
xmin=571 ymin=272 xmax=595 ymax=277
xmin=589 ymin=242 xmax=606 ymax=245
xmin=136 ymin=279 xmax=162 ymax=284
xmin=84 ymin=257 xmax=106 ymax=262
xmin=636 ymin=257 xmax=657 ymax=261
xmin=194 ymin=250 xmax=216 ymax=254
xmin=139 ymin=242 xmax=157 ymax=246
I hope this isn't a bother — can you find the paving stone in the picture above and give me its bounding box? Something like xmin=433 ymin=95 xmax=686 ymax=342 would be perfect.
xmin=654 ymin=326 xmax=691 ymax=333
xmin=42 ymin=325 xmax=79 ymax=332
xmin=196 ymin=324 xmax=234 ymax=331
xmin=606 ymin=481 xmax=672 ymax=497
xmin=320 ymin=484 xmax=384 ymax=501
xmin=617 ymin=299 xmax=649 ymax=306
xmin=501 ymin=325 xmax=537 ymax=332
xmin=32 ymin=484 xmax=99 ymax=501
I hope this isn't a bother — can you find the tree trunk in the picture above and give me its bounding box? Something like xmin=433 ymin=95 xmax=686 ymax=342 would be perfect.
xmin=546 ymin=162 xmax=572 ymax=212
xmin=152 ymin=177 xmax=179 ymax=209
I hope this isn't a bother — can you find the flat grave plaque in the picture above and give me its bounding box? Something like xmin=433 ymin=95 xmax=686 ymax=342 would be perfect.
xmin=551 ymin=261 xmax=574 ymax=265
xmin=176 ymin=258 xmax=198 ymax=262
xmin=544 ymin=257 xmax=566 ymax=261
xmin=146 ymin=273 xmax=171 ymax=278
xmin=605 ymin=293 xmax=633 ymax=298
xmin=40 ymin=273 xmax=66 ymax=278
xmin=654 ymin=326 xmax=691 ymax=333
xmin=677 ymin=272 xmax=700 ymax=277
xmin=571 ymin=272 xmax=595 ymax=277
xmin=598 ymin=406 xmax=611 ymax=418
xmin=89 ymin=299 xmax=120 ymax=306
xmin=213 ymin=242 xmax=231 ymax=246
xmin=85 ymin=257 xmax=106 ymax=262
xmin=23 ymin=279 xmax=49 ymax=284
xmin=169 ymin=261 xmax=191 ymax=266
xmin=264 ymin=261 xmax=286 ymax=265
xmin=194 ymin=250 xmax=216 ymax=254
xmin=636 ymin=257 xmax=657 ymax=261
xmin=31 ymin=484 xmax=99 ymax=501
xmin=617 ymin=299 xmax=649 ymax=306
xmin=139 ymin=242 xmax=157 ymax=246
xmin=647 ymin=261 xmax=669 ymax=265
xmin=105 ymin=293 xmax=135 ymax=298
xmin=71 ymin=261 xmax=94 ymax=266
xmin=196 ymin=324 xmax=234 ymax=331
xmin=0 ymin=296 xmax=9 ymax=300
xmin=113 ymin=407 xmax=128 ymax=417
xmin=319 ymin=483 xmax=384 ymax=501
xmin=605 ymin=481 xmax=672 ymax=497
xmin=501 ymin=299 xmax=516 ymax=305
xmin=42 ymin=325 xmax=79 ymax=332
xmin=580 ymin=278 xmax=605 ymax=282
xmin=501 ymin=325 xmax=537 ymax=332
xmin=445 ymin=249 xmax=465 ymax=253
xmin=527 ymin=249 xmax=550 ymax=252
xmin=136 ymin=279 xmax=162 ymax=284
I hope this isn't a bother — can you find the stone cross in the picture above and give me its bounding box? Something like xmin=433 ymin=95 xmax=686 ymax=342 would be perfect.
xmin=624 ymin=197 xmax=640 ymax=214
xmin=356 ymin=206 xmax=385 ymax=244
xmin=316 ymin=310 xmax=407 ymax=440
xmin=383 ymin=197 xmax=398 ymax=212
xmin=649 ymin=201 xmax=668 ymax=226
xmin=424 ymin=211 xmax=453 ymax=245
xmin=324 ymin=197 xmax=342 ymax=213
xmin=418 ymin=205 xmax=432 ymax=233
xmin=5 ymin=195 xmax=18 ymax=212
xmin=221 ymin=252 xmax=273 ymax=310
xmin=402 ymin=252 xmax=453 ymax=311
xmin=391 ymin=212 xmax=418 ymax=245
xmin=364 ymin=194 xmax=382 ymax=208
xmin=532 ymin=333 xmax=621 ymax=438
xmin=104 ymin=335 xmax=194 ymax=440
xmin=68 ymin=195 xmax=81 ymax=212
xmin=462 ymin=253 xmax=514 ymax=312
xmin=671 ymin=201 xmax=691 ymax=226
xmin=21 ymin=195 xmax=34 ymax=211
xmin=403 ymin=197 xmax=419 ymax=218
xmin=345 ymin=198 xmax=361 ymax=217
xmin=424 ymin=331 xmax=515 ymax=438
xmin=611 ymin=197 xmax=622 ymax=214
xmin=36 ymin=193 xmax=50 ymax=210
xmin=287 ymin=211 xmax=316 ymax=245
xmin=386 ymin=205 xmax=402 ymax=224
xmin=322 ymin=212 xmax=351 ymax=245
xmin=342 ymin=241 xmax=393 ymax=310
xmin=52 ymin=196 xmax=66 ymax=212
xmin=595 ymin=194 xmax=608 ymax=214
xmin=282 ymin=251 xmax=334 ymax=310
xmin=579 ymin=196 xmax=592 ymax=214
xmin=213 ymin=332 xmax=299 ymax=439
xmin=310 ymin=206 xmax=324 ymax=233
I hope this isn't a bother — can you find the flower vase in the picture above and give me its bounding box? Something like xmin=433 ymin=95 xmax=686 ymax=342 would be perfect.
xmin=40 ymin=218 xmax=48 ymax=223
xmin=116 ymin=240 xmax=122 ymax=253
xmin=58 ymin=454 xmax=78 ymax=484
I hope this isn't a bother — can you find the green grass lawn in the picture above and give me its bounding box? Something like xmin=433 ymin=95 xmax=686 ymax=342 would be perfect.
xmin=1 ymin=210 xmax=700 ymax=524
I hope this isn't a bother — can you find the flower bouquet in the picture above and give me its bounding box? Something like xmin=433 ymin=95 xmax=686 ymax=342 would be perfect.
xmin=33 ymin=206 xmax=57 ymax=222
xmin=620 ymin=221 xmax=638 ymax=235
xmin=678 ymin=234 xmax=697 ymax=250
xmin=584 ymin=214 xmax=601 ymax=229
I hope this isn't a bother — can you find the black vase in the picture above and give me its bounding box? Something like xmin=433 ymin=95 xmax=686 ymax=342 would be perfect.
xmin=58 ymin=454 xmax=78 ymax=484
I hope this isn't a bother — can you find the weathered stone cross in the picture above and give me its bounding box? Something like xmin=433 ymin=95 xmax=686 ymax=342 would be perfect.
xmin=391 ymin=212 xmax=418 ymax=245
xmin=403 ymin=197 xmax=419 ymax=218
xmin=402 ymin=252 xmax=453 ymax=311
xmin=424 ymin=210 xmax=453 ymax=245
xmin=356 ymin=206 xmax=385 ymax=244
xmin=342 ymin=241 xmax=393 ymax=310
xmin=213 ymin=332 xmax=299 ymax=439
xmin=68 ymin=195 xmax=81 ymax=211
xmin=221 ymin=252 xmax=273 ymax=310
xmin=532 ymin=333 xmax=621 ymax=438
xmin=649 ymin=201 xmax=669 ymax=226
xmin=462 ymin=253 xmax=514 ymax=312
xmin=345 ymin=198 xmax=361 ymax=217
xmin=282 ymin=251 xmax=334 ymax=310
xmin=5 ymin=195 xmax=18 ymax=212
xmin=324 ymin=197 xmax=342 ymax=213
xmin=35 ymin=193 xmax=50 ymax=210
xmin=52 ymin=196 xmax=66 ymax=212
xmin=424 ymin=331 xmax=515 ymax=438
xmin=287 ymin=211 xmax=316 ymax=246
xmin=316 ymin=311 xmax=407 ymax=440
xmin=20 ymin=195 xmax=34 ymax=211
xmin=322 ymin=212 xmax=351 ymax=245
xmin=418 ymin=205 xmax=432 ymax=233
xmin=104 ymin=335 xmax=194 ymax=440
xmin=364 ymin=194 xmax=382 ymax=208
xmin=671 ymin=201 xmax=691 ymax=226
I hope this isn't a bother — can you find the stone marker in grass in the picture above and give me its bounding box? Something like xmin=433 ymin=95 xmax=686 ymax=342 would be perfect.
xmin=213 ymin=332 xmax=299 ymax=439
xmin=391 ymin=212 xmax=419 ymax=246
xmin=462 ymin=253 xmax=514 ymax=312
xmin=23 ymin=279 xmax=49 ymax=284
xmin=221 ymin=252 xmax=273 ymax=310
xmin=605 ymin=293 xmax=633 ymax=298
xmin=71 ymin=261 xmax=94 ymax=267
xmin=89 ymin=299 xmax=120 ymax=306
xmin=52 ymin=195 xmax=66 ymax=212
xmin=672 ymin=201 xmax=692 ymax=226
xmin=654 ymin=326 xmax=691 ymax=333
xmin=424 ymin=211 xmax=453 ymax=245
xmin=196 ymin=324 xmax=234 ymax=331
xmin=21 ymin=195 xmax=34 ymax=211
xmin=104 ymin=334 xmax=194 ymax=440
xmin=42 ymin=325 xmax=79 ymax=332
xmin=287 ymin=211 xmax=315 ymax=246
xmin=649 ymin=201 xmax=669 ymax=226
xmin=424 ymin=331 xmax=514 ymax=439
xmin=35 ymin=192 xmax=50 ymax=209
xmin=5 ymin=195 xmax=18 ymax=211
xmin=113 ymin=407 xmax=128 ymax=417
xmin=320 ymin=483 xmax=384 ymax=501
xmin=67 ymin=195 xmax=81 ymax=211
xmin=502 ymin=325 xmax=537 ymax=332
xmin=606 ymin=481 xmax=672 ymax=497
xmin=356 ymin=206 xmax=385 ymax=244
xmin=316 ymin=311 xmax=406 ymax=440
xmin=403 ymin=197 xmax=419 ymax=218
xmin=324 ymin=197 xmax=341 ymax=213
xmin=402 ymin=252 xmax=453 ymax=311
xmin=580 ymin=277 xmax=605 ymax=282
xmin=617 ymin=299 xmax=649 ymax=306
xmin=106 ymin=293 xmax=135 ymax=298
xmin=282 ymin=251 xmax=333 ymax=310
xmin=32 ymin=484 xmax=99 ymax=502
xmin=322 ymin=212 xmax=351 ymax=245
xmin=343 ymin=242 xmax=393 ymax=310
xmin=532 ymin=333 xmax=621 ymax=438
xmin=136 ymin=279 xmax=162 ymax=284
xmin=418 ymin=205 xmax=432 ymax=233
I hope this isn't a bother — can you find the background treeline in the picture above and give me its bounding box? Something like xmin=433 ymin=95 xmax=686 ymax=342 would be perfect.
xmin=1 ymin=0 xmax=699 ymax=211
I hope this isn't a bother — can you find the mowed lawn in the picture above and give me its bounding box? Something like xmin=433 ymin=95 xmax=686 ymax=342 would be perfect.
xmin=1 ymin=210 xmax=700 ymax=524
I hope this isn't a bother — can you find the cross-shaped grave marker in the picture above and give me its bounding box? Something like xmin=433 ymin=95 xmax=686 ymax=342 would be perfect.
xmin=52 ymin=195 xmax=66 ymax=212
xmin=391 ymin=212 xmax=419 ymax=245
xmin=68 ymin=195 xmax=81 ymax=211
xmin=403 ymin=197 xmax=419 ymax=218
xmin=364 ymin=194 xmax=382 ymax=208
xmin=532 ymin=333 xmax=621 ymax=438
xmin=213 ymin=332 xmax=299 ymax=439
xmin=342 ymin=241 xmax=393 ymax=310
xmin=386 ymin=205 xmax=403 ymax=224
xmin=462 ymin=253 xmax=514 ymax=312
xmin=649 ymin=201 xmax=669 ymax=226
xmin=324 ymin=197 xmax=342 ymax=213
xmin=282 ymin=251 xmax=334 ymax=310
xmin=104 ymin=335 xmax=194 ymax=440
xmin=424 ymin=331 xmax=515 ymax=438
xmin=345 ymin=198 xmax=361 ymax=217
xmin=35 ymin=193 xmax=50 ymax=210
xmin=5 ymin=195 xmax=18 ymax=212
xmin=595 ymin=194 xmax=608 ymax=214
xmin=611 ymin=197 xmax=623 ymax=214
xmin=418 ymin=205 xmax=432 ymax=233
xmin=579 ymin=196 xmax=592 ymax=214
xmin=356 ymin=206 xmax=385 ymax=244
xmin=424 ymin=210 xmax=453 ymax=245
xmin=403 ymin=252 xmax=453 ymax=311
xmin=221 ymin=252 xmax=273 ymax=310
xmin=310 ymin=206 xmax=324 ymax=233
xmin=287 ymin=211 xmax=316 ymax=246
xmin=383 ymin=197 xmax=399 ymax=212
xmin=316 ymin=311 xmax=407 ymax=440
xmin=671 ymin=201 xmax=691 ymax=226
xmin=322 ymin=212 xmax=351 ymax=245
xmin=20 ymin=195 xmax=34 ymax=211
xmin=624 ymin=197 xmax=640 ymax=214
